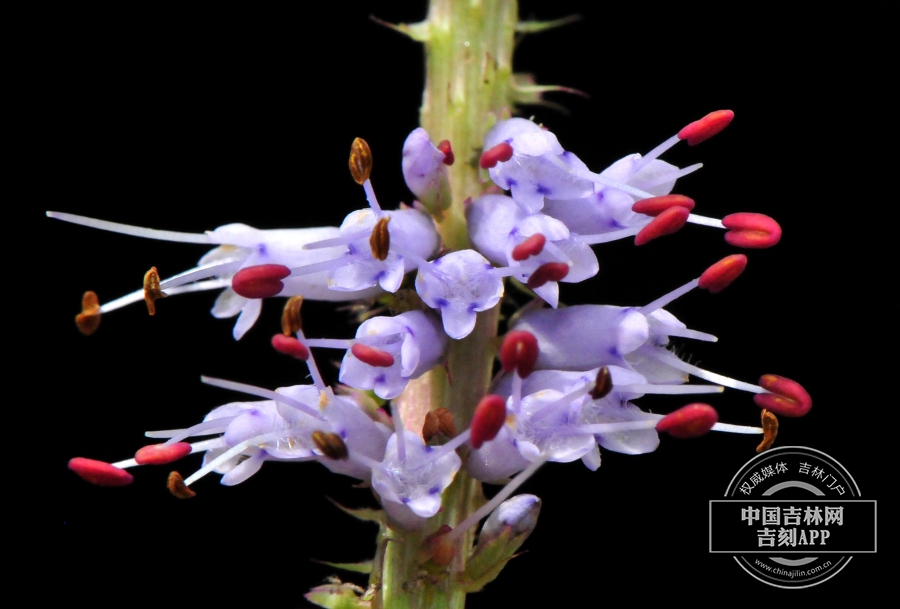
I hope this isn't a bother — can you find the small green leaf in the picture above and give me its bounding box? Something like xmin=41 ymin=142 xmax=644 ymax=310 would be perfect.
xmin=515 ymin=14 xmax=582 ymax=34
xmin=313 ymin=559 xmax=374 ymax=574
xmin=327 ymin=497 xmax=387 ymax=525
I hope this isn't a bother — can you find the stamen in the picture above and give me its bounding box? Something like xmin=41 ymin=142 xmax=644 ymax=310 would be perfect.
xmin=640 ymin=163 xmax=703 ymax=190
xmin=68 ymin=457 xmax=134 ymax=486
xmin=349 ymin=137 xmax=373 ymax=185
xmin=301 ymin=228 xmax=371 ymax=250
xmin=511 ymin=234 xmax=547 ymax=261
xmin=470 ymin=395 xmax=508 ymax=449
xmin=579 ymin=225 xmax=642 ymax=245
xmin=312 ymin=430 xmax=349 ymax=460
xmin=271 ymin=334 xmax=310 ymax=360
xmin=157 ymin=259 xmax=245 ymax=290
xmin=231 ymin=264 xmax=291 ymax=299
xmin=526 ymin=262 xmax=569 ymax=289
xmin=46 ymin=211 xmax=213 ymax=244
xmin=631 ymin=195 xmax=695 ymax=217
xmin=142 ymin=267 xmax=167 ymax=315
xmin=644 ymin=348 xmax=765 ymax=393
xmin=437 ymin=140 xmax=455 ymax=165
xmin=655 ymin=403 xmax=718 ymax=438
xmin=757 ymin=409 xmax=779 ymax=453
xmin=134 ymin=442 xmax=192 ymax=466
xmin=167 ymin=471 xmax=196 ymax=499
xmin=753 ymin=375 xmax=812 ymax=417
xmin=634 ymin=207 xmax=690 ymax=246
xmin=350 ymin=344 xmax=395 ymax=368
xmin=590 ymin=366 xmax=612 ymax=399
xmin=677 ymin=110 xmax=735 ymax=146
xmin=200 ymin=375 xmax=326 ymax=421
xmin=146 ymin=417 xmax=236 ymax=442
xmin=500 ymin=331 xmax=539 ymax=378
xmin=698 ymin=254 xmax=748 ymax=293
xmin=182 ymin=430 xmax=284 ymax=486
xmin=639 ymin=278 xmax=698 ymax=315
xmin=480 ymin=142 xmax=514 ymax=169
xmin=722 ymin=213 xmax=782 ymax=248
xmin=617 ymin=383 xmax=724 ymax=395
xmin=369 ymin=216 xmax=391 ymax=261
xmin=281 ymin=296 xmax=304 ymax=335
xmin=75 ymin=291 xmax=102 ymax=335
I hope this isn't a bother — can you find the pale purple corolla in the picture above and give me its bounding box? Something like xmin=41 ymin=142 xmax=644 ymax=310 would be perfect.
xmin=332 ymin=310 xmax=448 ymax=400
xmin=467 ymin=194 xmax=598 ymax=307
xmin=415 ymin=249 xmax=505 ymax=339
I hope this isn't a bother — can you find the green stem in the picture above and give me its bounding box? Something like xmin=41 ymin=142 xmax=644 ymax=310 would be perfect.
xmin=374 ymin=1 xmax=517 ymax=608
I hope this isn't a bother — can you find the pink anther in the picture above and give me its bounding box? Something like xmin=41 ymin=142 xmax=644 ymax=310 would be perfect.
xmin=437 ymin=140 xmax=455 ymax=166
xmin=753 ymin=375 xmax=812 ymax=418
xmin=656 ymin=403 xmax=718 ymax=438
xmin=134 ymin=442 xmax=192 ymax=466
xmin=677 ymin=110 xmax=735 ymax=146
xmin=479 ymin=142 xmax=514 ymax=169
xmin=351 ymin=343 xmax=395 ymax=368
xmin=68 ymin=457 xmax=134 ymax=487
xmin=526 ymin=262 xmax=569 ymax=289
xmin=271 ymin=334 xmax=310 ymax=360
xmin=471 ymin=394 xmax=508 ymax=449
xmin=511 ymin=234 xmax=547 ymax=261
xmin=698 ymin=254 xmax=748 ymax=294
xmin=631 ymin=195 xmax=695 ymax=217
xmin=722 ymin=213 xmax=782 ymax=249
xmin=231 ymin=264 xmax=291 ymax=299
xmin=500 ymin=330 xmax=539 ymax=378
xmin=634 ymin=207 xmax=690 ymax=246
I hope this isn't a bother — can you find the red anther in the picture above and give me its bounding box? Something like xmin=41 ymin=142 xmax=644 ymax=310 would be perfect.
xmin=68 ymin=457 xmax=134 ymax=487
xmin=479 ymin=142 xmax=514 ymax=169
xmin=526 ymin=262 xmax=569 ymax=289
xmin=511 ymin=234 xmax=547 ymax=261
xmin=500 ymin=330 xmax=539 ymax=378
xmin=231 ymin=264 xmax=291 ymax=299
xmin=753 ymin=375 xmax=812 ymax=418
xmin=271 ymin=334 xmax=310 ymax=360
xmin=634 ymin=206 xmax=690 ymax=246
xmin=656 ymin=403 xmax=718 ymax=439
xmin=471 ymin=394 xmax=507 ymax=449
xmin=631 ymin=195 xmax=695 ymax=217
xmin=134 ymin=442 xmax=192 ymax=466
xmin=437 ymin=140 xmax=455 ymax=166
xmin=722 ymin=213 xmax=782 ymax=249
xmin=698 ymin=254 xmax=748 ymax=294
xmin=351 ymin=343 xmax=395 ymax=368
xmin=677 ymin=110 xmax=735 ymax=146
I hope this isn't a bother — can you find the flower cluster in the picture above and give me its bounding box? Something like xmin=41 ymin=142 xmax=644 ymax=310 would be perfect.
xmin=55 ymin=110 xmax=809 ymax=581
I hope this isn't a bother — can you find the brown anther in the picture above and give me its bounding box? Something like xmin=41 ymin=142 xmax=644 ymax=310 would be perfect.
xmin=312 ymin=430 xmax=349 ymax=460
xmin=756 ymin=409 xmax=779 ymax=453
xmin=590 ymin=366 xmax=613 ymax=399
xmin=143 ymin=267 xmax=167 ymax=316
xmin=349 ymin=137 xmax=373 ymax=184
xmin=75 ymin=290 xmax=102 ymax=335
xmin=167 ymin=471 xmax=196 ymax=499
xmin=422 ymin=410 xmax=441 ymax=442
xmin=434 ymin=407 xmax=457 ymax=438
xmin=281 ymin=295 xmax=304 ymax=335
xmin=369 ymin=216 xmax=391 ymax=261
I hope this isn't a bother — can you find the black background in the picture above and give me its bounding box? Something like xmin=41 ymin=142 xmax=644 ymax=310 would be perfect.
xmin=35 ymin=1 xmax=890 ymax=605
